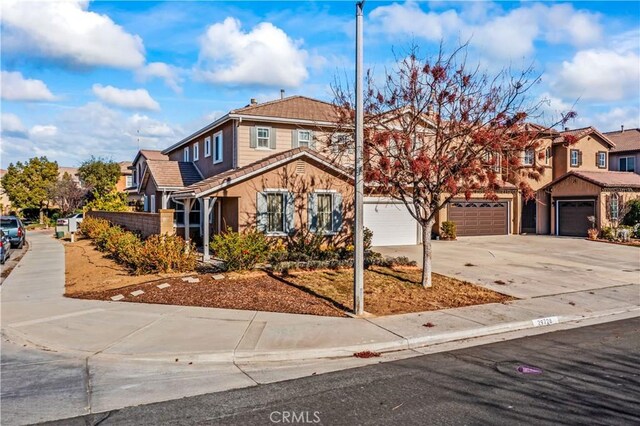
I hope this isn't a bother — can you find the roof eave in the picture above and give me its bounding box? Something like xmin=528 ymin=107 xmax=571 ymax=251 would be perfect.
xmin=162 ymin=114 xmax=232 ymax=155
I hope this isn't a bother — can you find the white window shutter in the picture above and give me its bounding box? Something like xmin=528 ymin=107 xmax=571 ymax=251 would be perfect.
xmin=308 ymin=193 xmax=317 ymax=232
xmin=332 ymin=193 xmax=343 ymax=232
xmin=256 ymin=192 xmax=267 ymax=231
xmin=285 ymin=192 xmax=295 ymax=234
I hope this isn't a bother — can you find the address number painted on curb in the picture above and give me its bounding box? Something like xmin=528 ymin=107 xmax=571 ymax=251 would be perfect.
xmin=532 ymin=316 xmax=559 ymax=327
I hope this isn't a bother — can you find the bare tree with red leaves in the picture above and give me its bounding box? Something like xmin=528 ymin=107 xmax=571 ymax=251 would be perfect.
xmin=331 ymin=44 xmax=575 ymax=288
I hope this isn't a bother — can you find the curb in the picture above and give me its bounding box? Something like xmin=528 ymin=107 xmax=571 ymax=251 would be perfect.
xmin=4 ymin=305 xmax=638 ymax=364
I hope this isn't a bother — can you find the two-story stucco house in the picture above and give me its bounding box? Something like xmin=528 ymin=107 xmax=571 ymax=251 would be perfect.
xmin=536 ymin=127 xmax=640 ymax=236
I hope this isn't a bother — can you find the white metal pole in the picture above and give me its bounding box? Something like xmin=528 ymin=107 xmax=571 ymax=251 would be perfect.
xmin=354 ymin=1 xmax=365 ymax=316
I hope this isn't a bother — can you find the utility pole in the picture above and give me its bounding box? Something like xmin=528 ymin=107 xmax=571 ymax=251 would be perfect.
xmin=354 ymin=0 xmax=365 ymax=316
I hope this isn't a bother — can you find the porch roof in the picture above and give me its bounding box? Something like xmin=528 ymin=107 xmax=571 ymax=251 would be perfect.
xmin=539 ymin=170 xmax=640 ymax=191
xmin=145 ymin=160 xmax=202 ymax=189
xmin=172 ymin=147 xmax=352 ymax=199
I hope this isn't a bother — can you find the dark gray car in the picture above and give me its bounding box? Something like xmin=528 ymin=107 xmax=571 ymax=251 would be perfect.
xmin=0 ymin=216 xmax=26 ymax=249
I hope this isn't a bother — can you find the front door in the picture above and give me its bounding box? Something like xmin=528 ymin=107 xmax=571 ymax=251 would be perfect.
xmin=521 ymin=199 xmax=536 ymax=234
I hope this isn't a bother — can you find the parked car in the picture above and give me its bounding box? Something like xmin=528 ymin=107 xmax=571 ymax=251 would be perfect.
xmin=0 ymin=229 xmax=10 ymax=264
xmin=56 ymin=213 xmax=83 ymax=226
xmin=0 ymin=216 xmax=25 ymax=249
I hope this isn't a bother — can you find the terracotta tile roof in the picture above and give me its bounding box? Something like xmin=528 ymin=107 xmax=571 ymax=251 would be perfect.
xmin=119 ymin=161 xmax=132 ymax=174
xmin=541 ymin=170 xmax=640 ymax=191
xmin=553 ymin=126 xmax=615 ymax=147
xmin=231 ymin=96 xmax=340 ymax=123
xmin=145 ymin=160 xmax=202 ymax=188
xmin=603 ymin=128 xmax=640 ymax=153
xmin=140 ymin=149 xmax=169 ymax=161
xmin=174 ymin=147 xmax=350 ymax=197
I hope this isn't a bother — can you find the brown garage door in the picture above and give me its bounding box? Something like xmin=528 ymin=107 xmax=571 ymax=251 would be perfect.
xmin=558 ymin=200 xmax=595 ymax=237
xmin=448 ymin=201 xmax=508 ymax=236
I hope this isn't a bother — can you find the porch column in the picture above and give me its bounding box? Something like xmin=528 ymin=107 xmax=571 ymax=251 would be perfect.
xmin=184 ymin=198 xmax=192 ymax=244
xmin=202 ymin=197 xmax=217 ymax=261
xmin=199 ymin=198 xmax=204 ymax=238
xmin=161 ymin=191 xmax=168 ymax=209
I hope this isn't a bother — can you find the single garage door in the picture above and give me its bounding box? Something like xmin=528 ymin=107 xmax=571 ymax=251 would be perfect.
xmin=364 ymin=201 xmax=418 ymax=246
xmin=557 ymin=200 xmax=595 ymax=237
xmin=448 ymin=201 xmax=508 ymax=236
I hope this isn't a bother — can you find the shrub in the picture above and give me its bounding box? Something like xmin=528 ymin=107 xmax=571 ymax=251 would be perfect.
xmin=136 ymin=235 xmax=197 ymax=274
xmin=285 ymin=230 xmax=326 ymax=261
xmin=79 ymin=217 xmax=111 ymax=239
xmin=440 ymin=221 xmax=457 ymax=240
xmin=622 ymin=199 xmax=640 ymax=226
xmin=363 ymin=227 xmax=373 ymax=251
xmin=210 ymin=228 xmax=271 ymax=271
xmin=587 ymin=228 xmax=599 ymax=240
xmin=600 ymin=227 xmax=615 ymax=241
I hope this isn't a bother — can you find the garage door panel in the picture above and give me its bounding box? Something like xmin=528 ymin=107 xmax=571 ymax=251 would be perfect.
xmin=558 ymin=200 xmax=594 ymax=237
xmin=448 ymin=201 xmax=508 ymax=236
xmin=364 ymin=201 xmax=418 ymax=246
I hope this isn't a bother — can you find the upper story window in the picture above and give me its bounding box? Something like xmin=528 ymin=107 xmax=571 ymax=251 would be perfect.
xmin=213 ymin=131 xmax=223 ymax=164
xmin=545 ymin=147 xmax=552 ymax=165
xmin=298 ymin=130 xmax=311 ymax=148
xmin=332 ymin=133 xmax=353 ymax=155
xmin=257 ymin=127 xmax=270 ymax=148
xmin=523 ymin=149 xmax=535 ymax=166
xmin=193 ymin=143 xmax=199 ymax=161
xmin=597 ymin=152 xmax=606 ymax=169
xmin=125 ymin=175 xmax=133 ymax=188
xmin=620 ymin=156 xmax=636 ymax=172
xmin=204 ymin=136 xmax=211 ymax=157
xmin=183 ymin=147 xmax=190 ymax=162
xmin=570 ymin=149 xmax=581 ymax=167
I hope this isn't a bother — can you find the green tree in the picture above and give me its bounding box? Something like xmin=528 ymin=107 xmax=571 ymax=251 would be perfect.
xmin=84 ymin=191 xmax=129 ymax=212
xmin=0 ymin=157 xmax=59 ymax=223
xmin=77 ymin=156 xmax=121 ymax=198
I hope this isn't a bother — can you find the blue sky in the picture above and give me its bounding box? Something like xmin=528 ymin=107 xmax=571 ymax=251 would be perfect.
xmin=1 ymin=0 xmax=639 ymax=168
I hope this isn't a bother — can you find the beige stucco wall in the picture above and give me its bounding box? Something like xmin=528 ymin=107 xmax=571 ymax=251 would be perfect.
xmin=210 ymin=158 xmax=354 ymax=241
xmin=553 ymin=135 xmax=611 ymax=179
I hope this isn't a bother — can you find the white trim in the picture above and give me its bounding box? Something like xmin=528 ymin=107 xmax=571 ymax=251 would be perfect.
xmin=193 ymin=142 xmax=199 ymax=161
xmin=213 ymin=131 xmax=223 ymax=164
xmin=256 ymin=126 xmax=270 ymax=149
xmin=183 ymin=147 xmax=190 ymax=162
xmin=229 ymin=113 xmax=338 ymax=128
xmin=555 ymin=198 xmax=596 ymax=236
xmin=204 ymin=136 xmax=211 ymax=157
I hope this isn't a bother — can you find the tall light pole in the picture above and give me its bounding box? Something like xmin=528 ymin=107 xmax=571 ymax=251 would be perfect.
xmin=354 ymin=1 xmax=365 ymax=316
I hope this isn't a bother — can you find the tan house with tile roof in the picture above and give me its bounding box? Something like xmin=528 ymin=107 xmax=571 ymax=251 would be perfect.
xmin=605 ymin=128 xmax=639 ymax=175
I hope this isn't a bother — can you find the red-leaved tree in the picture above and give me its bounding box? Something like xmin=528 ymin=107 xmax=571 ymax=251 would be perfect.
xmin=331 ymin=44 xmax=575 ymax=288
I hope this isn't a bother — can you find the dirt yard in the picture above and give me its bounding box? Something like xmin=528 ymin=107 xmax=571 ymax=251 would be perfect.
xmin=66 ymin=239 xmax=513 ymax=317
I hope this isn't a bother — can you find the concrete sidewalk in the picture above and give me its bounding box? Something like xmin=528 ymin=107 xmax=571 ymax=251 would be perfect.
xmin=1 ymin=232 xmax=639 ymax=425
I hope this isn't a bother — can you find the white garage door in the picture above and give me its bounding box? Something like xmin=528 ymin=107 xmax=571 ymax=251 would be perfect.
xmin=364 ymin=200 xmax=418 ymax=246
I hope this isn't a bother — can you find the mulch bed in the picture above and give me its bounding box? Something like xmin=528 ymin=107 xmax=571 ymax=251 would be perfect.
xmin=586 ymin=238 xmax=640 ymax=247
xmin=70 ymin=273 xmax=348 ymax=317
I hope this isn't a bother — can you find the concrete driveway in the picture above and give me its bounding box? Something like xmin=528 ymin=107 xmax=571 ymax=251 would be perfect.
xmin=376 ymin=235 xmax=640 ymax=298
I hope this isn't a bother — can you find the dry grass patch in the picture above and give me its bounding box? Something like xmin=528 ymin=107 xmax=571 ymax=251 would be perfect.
xmin=282 ymin=266 xmax=514 ymax=316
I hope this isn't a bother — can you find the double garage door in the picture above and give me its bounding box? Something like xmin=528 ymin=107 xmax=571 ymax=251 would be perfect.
xmin=557 ymin=200 xmax=595 ymax=237
xmin=363 ymin=199 xmax=509 ymax=246
xmin=448 ymin=201 xmax=509 ymax=236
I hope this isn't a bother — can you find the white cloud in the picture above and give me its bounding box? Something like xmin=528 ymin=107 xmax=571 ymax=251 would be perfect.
xmin=551 ymin=49 xmax=640 ymax=102
xmin=92 ymin=84 xmax=160 ymax=111
xmin=1 ymin=113 xmax=27 ymax=137
xmin=368 ymin=2 xmax=603 ymax=61
xmin=136 ymin=62 xmax=184 ymax=93
xmin=29 ymin=125 xmax=58 ymax=138
xmin=196 ymin=17 xmax=310 ymax=87
xmin=1 ymin=103 xmax=184 ymax=167
xmin=590 ymin=107 xmax=640 ymax=132
xmin=1 ymin=0 xmax=145 ymax=69
xmin=1 ymin=71 xmax=56 ymax=101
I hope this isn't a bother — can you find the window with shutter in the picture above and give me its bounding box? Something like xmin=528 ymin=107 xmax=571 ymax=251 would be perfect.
xmin=570 ymin=149 xmax=579 ymax=167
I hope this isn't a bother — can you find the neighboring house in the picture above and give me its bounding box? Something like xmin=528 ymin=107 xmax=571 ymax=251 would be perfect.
xmin=0 ymin=169 xmax=11 ymax=214
xmin=605 ymin=127 xmax=639 ymax=175
xmin=58 ymin=167 xmax=80 ymax=183
xmin=535 ymin=127 xmax=640 ymax=236
xmin=116 ymin=161 xmax=142 ymax=206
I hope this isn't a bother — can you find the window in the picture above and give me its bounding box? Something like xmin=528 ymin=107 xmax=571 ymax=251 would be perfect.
xmin=620 ymin=156 xmax=636 ymax=172
xmin=267 ymin=193 xmax=284 ymax=233
xmin=317 ymin=194 xmax=333 ymax=232
xmin=570 ymin=149 xmax=580 ymax=167
xmin=257 ymin=127 xmax=270 ymax=148
xmin=169 ymin=200 xmax=200 ymax=226
xmin=545 ymin=147 xmax=552 ymax=165
xmin=523 ymin=149 xmax=535 ymax=166
xmin=193 ymin=143 xmax=199 ymax=161
xmin=213 ymin=131 xmax=223 ymax=164
xmin=150 ymin=194 xmax=156 ymax=213
xmin=125 ymin=175 xmax=133 ymax=188
xmin=183 ymin=147 xmax=189 ymax=162
xmin=332 ymin=133 xmax=353 ymax=154
xmin=204 ymin=137 xmax=211 ymax=157
xmin=298 ymin=130 xmax=311 ymax=148
xmin=597 ymin=152 xmax=606 ymax=169
xmin=611 ymin=195 xmax=619 ymax=220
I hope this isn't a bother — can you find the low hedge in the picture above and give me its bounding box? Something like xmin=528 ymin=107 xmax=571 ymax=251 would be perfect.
xmin=79 ymin=216 xmax=196 ymax=274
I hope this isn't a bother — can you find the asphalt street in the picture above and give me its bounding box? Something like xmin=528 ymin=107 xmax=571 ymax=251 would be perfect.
xmin=41 ymin=317 xmax=640 ymax=426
